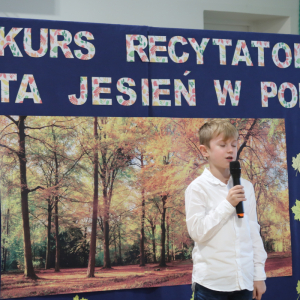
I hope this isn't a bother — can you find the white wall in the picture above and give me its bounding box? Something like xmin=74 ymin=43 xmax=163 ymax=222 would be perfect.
xmin=0 ymin=0 xmax=298 ymax=34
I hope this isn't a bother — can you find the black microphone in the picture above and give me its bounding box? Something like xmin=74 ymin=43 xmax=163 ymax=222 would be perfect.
xmin=230 ymin=161 xmax=244 ymax=218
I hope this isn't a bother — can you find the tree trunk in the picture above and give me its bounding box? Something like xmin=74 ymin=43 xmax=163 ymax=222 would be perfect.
xmin=172 ymin=231 xmax=175 ymax=261
xmin=114 ymin=232 xmax=118 ymax=264
xmin=103 ymin=214 xmax=111 ymax=268
xmin=2 ymin=208 xmax=9 ymax=272
xmin=33 ymin=240 xmax=35 ymax=261
xmin=98 ymin=117 xmax=126 ymax=269
xmin=151 ymin=224 xmax=156 ymax=263
xmin=139 ymin=189 xmax=145 ymax=266
xmin=54 ymin=198 xmax=60 ymax=272
xmin=87 ymin=117 xmax=99 ymax=277
xmin=100 ymin=126 xmax=111 ymax=269
xmin=84 ymin=227 xmax=88 ymax=267
xmin=159 ymin=194 xmax=167 ymax=267
xmin=139 ymin=153 xmax=146 ymax=266
xmin=18 ymin=116 xmax=37 ymax=279
xmin=54 ymin=148 xmax=60 ymax=272
xmin=3 ymin=249 xmax=7 ymax=272
xmin=118 ymin=224 xmax=122 ymax=265
xmin=166 ymin=214 xmax=170 ymax=262
xmin=103 ymin=192 xmax=111 ymax=268
xmin=45 ymin=200 xmax=51 ymax=269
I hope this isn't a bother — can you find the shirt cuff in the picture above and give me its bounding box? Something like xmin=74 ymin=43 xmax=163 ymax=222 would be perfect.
xmin=254 ymin=265 xmax=267 ymax=281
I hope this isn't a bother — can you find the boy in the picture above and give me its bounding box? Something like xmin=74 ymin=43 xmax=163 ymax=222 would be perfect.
xmin=185 ymin=120 xmax=267 ymax=300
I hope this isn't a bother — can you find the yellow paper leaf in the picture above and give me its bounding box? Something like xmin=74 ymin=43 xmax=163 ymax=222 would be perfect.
xmin=190 ymin=292 xmax=194 ymax=300
xmin=296 ymin=280 xmax=300 ymax=296
xmin=291 ymin=200 xmax=300 ymax=221
xmin=292 ymin=153 xmax=300 ymax=175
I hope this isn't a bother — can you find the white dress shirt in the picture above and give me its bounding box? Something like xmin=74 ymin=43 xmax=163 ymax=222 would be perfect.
xmin=185 ymin=168 xmax=267 ymax=292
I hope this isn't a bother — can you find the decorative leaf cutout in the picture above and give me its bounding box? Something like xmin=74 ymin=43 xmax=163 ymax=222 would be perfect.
xmin=291 ymin=200 xmax=300 ymax=221
xmin=292 ymin=153 xmax=300 ymax=175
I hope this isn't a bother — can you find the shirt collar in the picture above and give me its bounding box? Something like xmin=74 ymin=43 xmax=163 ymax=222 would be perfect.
xmin=202 ymin=168 xmax=233 ymax=187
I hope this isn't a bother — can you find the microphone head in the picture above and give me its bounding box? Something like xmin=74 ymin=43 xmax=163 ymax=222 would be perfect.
xmin=230 ymin=161 xmax=241 ymax=176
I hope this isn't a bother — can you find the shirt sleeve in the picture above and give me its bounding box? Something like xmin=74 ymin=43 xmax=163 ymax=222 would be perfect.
xmin=185 ymin=183 xmax=235 ymax=244
xmin=248 ymin=183 xmax=268 ymax=281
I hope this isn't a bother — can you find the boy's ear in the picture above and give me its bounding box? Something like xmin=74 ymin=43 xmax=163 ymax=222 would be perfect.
xmin=199 ymin=144 xmax=209 ymax=159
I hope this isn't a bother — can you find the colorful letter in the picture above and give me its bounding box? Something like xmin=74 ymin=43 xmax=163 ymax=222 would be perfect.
xmin=74 ymin=31 xmax=95 ymax=60
xmin=0 ymin=73 xmax=17 ymax=103
xmin=141 ymin=79 xmax=149 ymax=106
xmin=232 ymin=40 xmax=253 ymax=66
xmin=260 ymin=82 xmax=277 ymax=107
xmin=151 ymin=79 xmax=171 ymax=106
xmin=212 ymin=39 xmax=232 ymax=65
xmin=278 ymin=83 xmax=297 ymax=108
xmin=251 ymin=41 xmax=270 ymax=67
xmin=116 ymin=78 xmax=137 ymax=106
xmin=149 ymin=36 xmax=168 ymax=63
xmin=23 ymin=28 xmax=48 ymax=58
xmin=214 ymin=80 xmax=241 ymax=106
xmin=294 ymin=43 xmax=300 ymax=68
xmin=168 ymin=36 xmax=189 ymax=63
xmin=15 ymin=74 xmax=42 ymax=104
xmin=126 ymin=35 xmax=149 ymax=62
xmin=174 ymin=79 xmax=195 ymax=106
xmin=188 ymin=38 xmax=210 ymax=64
xmin=0 ymin=27 xmax=23 ymax=57
xmin=272 ymin=43 xmax=292 ymax=68
xmin=92 ymin=77 xmax=112 ymax=105
xmin=68 ymin=77 xmax=88 ymax=105
xmin=50 ymin=29 xmax=74 ymax=58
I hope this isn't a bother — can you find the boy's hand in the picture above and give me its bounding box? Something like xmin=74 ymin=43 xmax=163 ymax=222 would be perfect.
xmin=253 ymin=280 xmax=266 ymax=300
xmin=226 ymin=185 xmax=246 ymax=207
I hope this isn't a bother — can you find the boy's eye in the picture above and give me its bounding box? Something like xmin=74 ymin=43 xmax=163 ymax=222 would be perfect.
xmin=220 ymin=144 xmax=225 ymax=147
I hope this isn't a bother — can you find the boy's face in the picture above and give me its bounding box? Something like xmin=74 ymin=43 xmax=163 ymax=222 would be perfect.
xmin=201 ymin=133 xmax=238 ymax=170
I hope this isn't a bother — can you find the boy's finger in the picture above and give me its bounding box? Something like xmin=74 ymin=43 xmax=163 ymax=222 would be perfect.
xmin=232 ymin=187 xmax=245 ymax=193
xmin=257 ymin=294 xmax=262 ymax=300
xmin=232 ymin=185 xmax=244 ymax=189
xmin=230 ymin=189 xmax=244 ymax=195
xmin=233 ymin=190 xmax=245 ymax=197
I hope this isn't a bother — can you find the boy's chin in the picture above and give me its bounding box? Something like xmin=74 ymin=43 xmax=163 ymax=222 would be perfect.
xmin=212 ymin=164 xmax=231 ymax=170
xmin=224 ymin=162 xmax=234 ymax=169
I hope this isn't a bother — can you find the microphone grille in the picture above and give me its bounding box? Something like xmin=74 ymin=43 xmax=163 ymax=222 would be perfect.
xmin=230 ymin=161 xmax=241 ymax=175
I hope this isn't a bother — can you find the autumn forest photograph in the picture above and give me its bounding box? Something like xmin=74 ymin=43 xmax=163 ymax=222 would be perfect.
xmin=0 ymin=116 xmax=291 ymax=299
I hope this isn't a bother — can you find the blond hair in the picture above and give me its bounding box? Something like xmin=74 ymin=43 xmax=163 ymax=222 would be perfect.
xmin=199 ymin=119 xmax=238 ymax=148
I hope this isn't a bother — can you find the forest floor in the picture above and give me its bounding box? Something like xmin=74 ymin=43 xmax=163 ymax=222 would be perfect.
xmin=0 ymin=254 xmax=292 ymax=299
xmin=265 ymin=251 xmax=292 ymax=277
xmin=0 ymin=260 xmax=193 ymax=299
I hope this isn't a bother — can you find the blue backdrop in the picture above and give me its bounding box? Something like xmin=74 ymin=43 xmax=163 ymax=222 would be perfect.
xmin=0 ymin=16 xmax=299 ymax=300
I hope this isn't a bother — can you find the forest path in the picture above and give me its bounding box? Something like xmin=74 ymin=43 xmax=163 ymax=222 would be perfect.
xmin=0 ymin=261 xmax=193 ymax=299
xmin=0 ymin=255 xmax=292 ymax=299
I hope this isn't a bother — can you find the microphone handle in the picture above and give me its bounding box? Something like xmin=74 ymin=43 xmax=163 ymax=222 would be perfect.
xmin=232 ymin=175 xmax=244 ymax=218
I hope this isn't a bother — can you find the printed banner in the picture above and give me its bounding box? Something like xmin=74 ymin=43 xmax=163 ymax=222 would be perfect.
xmin=0 ymin=16 xmax=299 ymax=300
